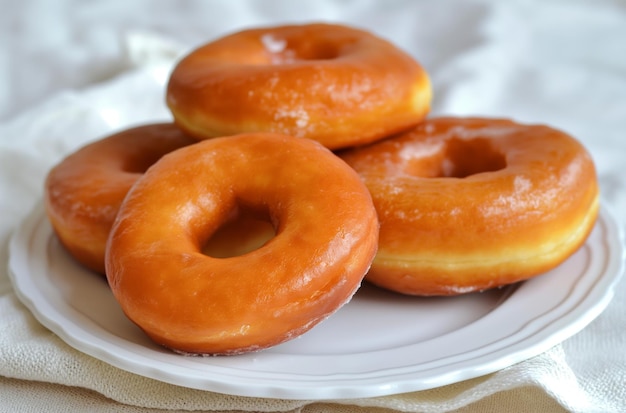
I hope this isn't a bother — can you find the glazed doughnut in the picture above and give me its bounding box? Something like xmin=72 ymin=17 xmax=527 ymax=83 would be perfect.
xmin=166 ymin=23 xmax=431 ymax=150
xmin=339 ymin=117 xmax=599 ymax=296
xmin=44 ymin=123 xmax=197 ymax=274
xmin=105 ymin=133 xmax=379 ymax=355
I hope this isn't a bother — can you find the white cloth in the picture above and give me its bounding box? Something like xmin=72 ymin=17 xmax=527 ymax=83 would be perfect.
xmin=1 ymin=1 xmax=625 ymax=412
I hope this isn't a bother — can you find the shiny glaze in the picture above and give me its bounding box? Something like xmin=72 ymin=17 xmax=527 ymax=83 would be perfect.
xmin=340 ymin=117 xmax=599 ymax=295
xmin=44 ymin=123 xmax=196 ymax=274
xmin=105 ymin=133 xmax=379 ymax=355
xmin=166 ymin=23 xmax=431 ymax=150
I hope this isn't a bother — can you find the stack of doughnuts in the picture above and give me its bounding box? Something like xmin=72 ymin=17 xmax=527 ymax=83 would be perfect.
xmin=44 ymin=23 xmax=599 ymax=355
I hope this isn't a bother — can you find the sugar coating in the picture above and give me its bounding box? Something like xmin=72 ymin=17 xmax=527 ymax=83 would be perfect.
xmin=514 ymin=175 xmax=532 ymax=192
xmin=445 ymin=125 xmax=520 ymax=140
xmin=397 ymin=140 xmax=443 ymax=161
xmin=274 ymin=107 xmax=310 ymax=135
xmin=261 ymin=33 xmax=286 ymax=54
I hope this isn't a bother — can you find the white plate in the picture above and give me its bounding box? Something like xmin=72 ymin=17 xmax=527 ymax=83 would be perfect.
xmin=8 ymin=203 xmax=624 ymax=400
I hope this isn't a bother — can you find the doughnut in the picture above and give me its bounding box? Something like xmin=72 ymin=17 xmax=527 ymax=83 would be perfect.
xmin=166 ymin=23 xmax=431 ymax=150
xmin=339 ymin=117 xmax=599 ymax=296
xmin=44 ymin=123 xmax=197 ymax=274
xmin=202 ymin=210 xmax=276 ymax=259
xmin=105 ymin=133 xmax=379 ymax=355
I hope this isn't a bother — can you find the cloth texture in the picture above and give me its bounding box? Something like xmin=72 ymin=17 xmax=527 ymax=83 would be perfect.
xmin=1 ymin=1 xmax=625 ymax=412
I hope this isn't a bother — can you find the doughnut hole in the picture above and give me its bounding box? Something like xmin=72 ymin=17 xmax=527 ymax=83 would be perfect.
xmin=121 ymin=152 xmax=171 ymax=174
xmin=406 ymin=138 xmax=506 ymax=178
xmin=202 ymin=206 xmax=276 ymax=258
xmin=287 ymin=40 xmax=345 ymax=61
xmin=261 ymin=33 xmax=352 ymax=64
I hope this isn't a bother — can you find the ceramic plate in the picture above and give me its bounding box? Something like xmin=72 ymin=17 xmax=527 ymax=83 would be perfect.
xmin=8 ymin=203 xmax=624 ymax=400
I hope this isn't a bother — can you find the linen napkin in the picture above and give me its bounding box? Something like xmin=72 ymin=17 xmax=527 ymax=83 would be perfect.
xmin=2 ymin=4 xmax=626 ymax=411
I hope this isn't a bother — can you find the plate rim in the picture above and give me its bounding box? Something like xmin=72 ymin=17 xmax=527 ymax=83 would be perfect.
xmin=7 ymin=201 xmax=625 ymax=400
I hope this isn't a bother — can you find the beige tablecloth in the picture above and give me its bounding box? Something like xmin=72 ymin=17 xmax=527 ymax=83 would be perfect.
xmin=1 ymin=1 xmax=625 ymax=412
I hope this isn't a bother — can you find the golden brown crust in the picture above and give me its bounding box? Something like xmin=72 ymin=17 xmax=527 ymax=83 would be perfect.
xmin=339 ymin=117 xmax=600 ymax=295
xmin=105 ymin=133 xmax=379 ymax=355
xmin=44 ymin=123 xmax=196 ymax=274
xmin=166 ymin=23 xmax=431 ymax=150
